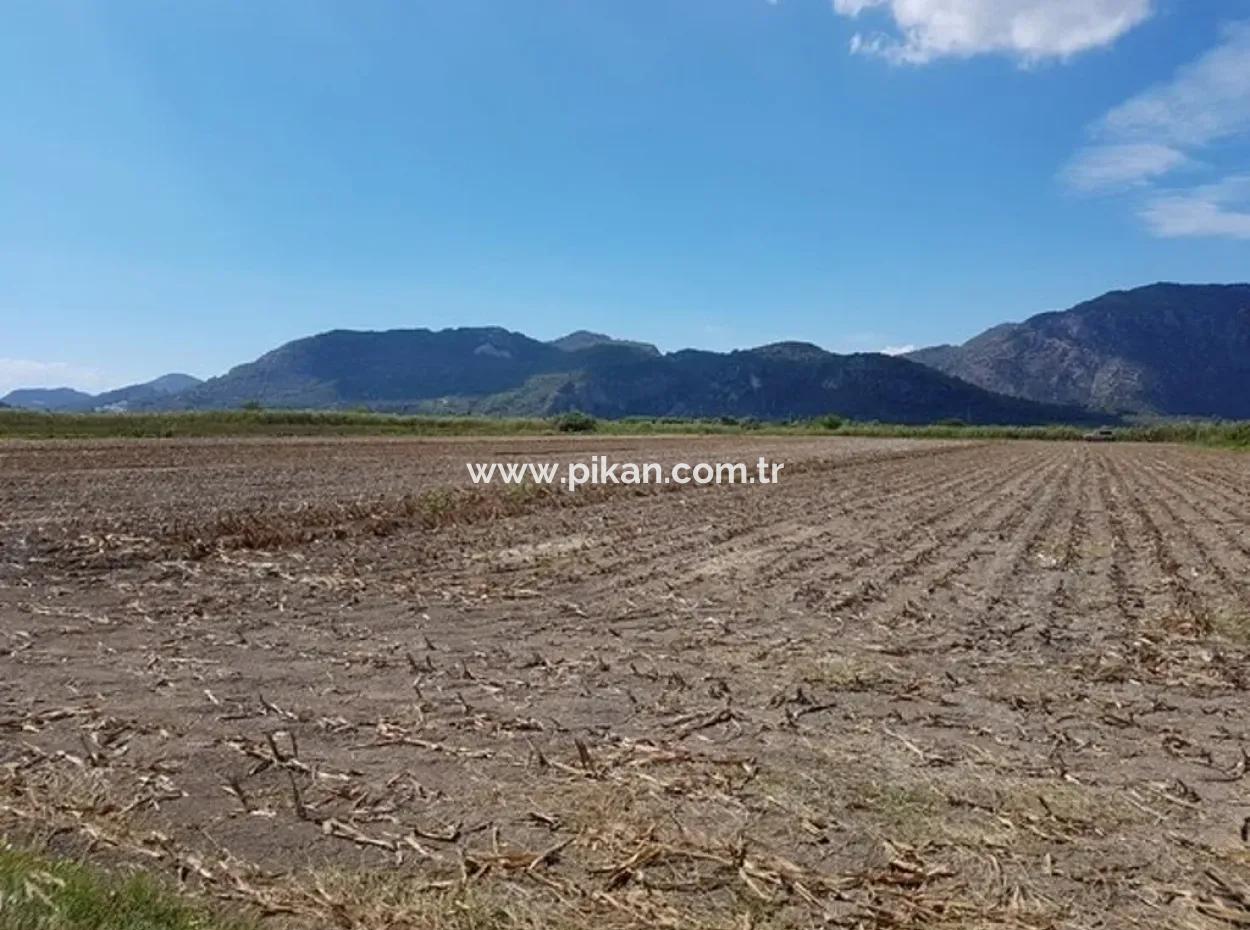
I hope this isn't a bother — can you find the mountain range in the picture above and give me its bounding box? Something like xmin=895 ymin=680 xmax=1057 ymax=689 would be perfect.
xmin=1 ymin=373 xmax=202 ymax=413
xmin=156 ymin=328 xmax=1089 ymax=424
xmin=907 ymin=283 xmax=1250 ymax=418
xmin=4 ymin=282 xmax=1247 ymax=424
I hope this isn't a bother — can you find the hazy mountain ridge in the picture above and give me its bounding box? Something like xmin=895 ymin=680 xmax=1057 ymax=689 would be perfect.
xmin=907 ymin=283 xmax=1250 ymax=417
xmin=157 ymin=327 xmax=1098 ymax=425
xmin=0 ymin=387 xmax=98 ymax=412
xmin=1 ymin=374 xmax=202 ymax=412
xmin=93 ymin=373 xmax=203 ymax=410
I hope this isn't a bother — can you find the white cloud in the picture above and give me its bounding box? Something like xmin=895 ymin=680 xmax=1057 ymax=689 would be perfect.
xmin=880 ymin=344 xmax=917 ymax=355
xmin=1140 ymin=175 xmax=1250 ymax=240
xmin=0 ymin=359 xmax=109 ymax=397
xmin=1064 ymin=21 xmax=1250 ymax=191
xmin=1098 ymin=22 xmax=1250 ymax=150
xmin=832 ymin=0 xmax=1152 ymax=64
xmin=1061 ymin=143 xmax=1188 ymax=192
xmin=1061 ymin=21 xmax=1250 ymax=239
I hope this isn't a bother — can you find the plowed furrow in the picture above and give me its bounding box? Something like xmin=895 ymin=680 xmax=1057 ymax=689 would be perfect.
xmin=792 ymin=449 xmax=1060 ymax=598
xmin=665 ymin=447 xmax=1007 ymax=587
xmin=1131 ymin=456 xmax=1250 ymax=563
xmin=967 ymin=446 xmax=1081 ymax=606
xmin=1102 ymin=453 xmax=1206 ymax=626
xmin=1091 ymin=450 xmax=1153 ymax=625
xmin=564 ymin=445 xmax=1002 ymax=596
xmin=752 ymin=448 xmax=1046 ymax=585
xmin=847 ymin=449 xmax=1084 ymax=665
xmin=799 ymin=450 xmax=1068 ymax=618
xmin=1158 ymin=455 xmax=1250 ymax=511
xmin=1115 ymin=455 xmax=1250 ymax=608
xmin=723 ymin=451 xmax=1030 ymax=594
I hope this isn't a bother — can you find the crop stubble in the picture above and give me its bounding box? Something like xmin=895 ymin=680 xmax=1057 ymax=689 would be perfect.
xmin=1 ymin=436 xmax=1248 ymax=928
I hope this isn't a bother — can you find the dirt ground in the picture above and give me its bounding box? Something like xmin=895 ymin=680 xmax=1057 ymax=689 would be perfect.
xmin=2 ymin=436 xmax=1249 ymax=929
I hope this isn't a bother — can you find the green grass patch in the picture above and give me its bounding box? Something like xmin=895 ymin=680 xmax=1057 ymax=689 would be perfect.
xmin=0 ymin=409 xmax=556 ymax=440
xmin=1117 ymin=420 xmax=1250 ymax=449
xmin=3 ymin=407 xmax=1250 ymax=447
xmin=0 ymin=409 xmax=1093 ymax=441
xmin=0 ymin=843 xmax=254 ymax=930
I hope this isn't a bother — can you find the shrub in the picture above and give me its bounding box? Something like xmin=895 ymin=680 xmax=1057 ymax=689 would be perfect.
xmin=554 ymin=411 xmax=597 ymax=433
xmin=817 ymin=414 xmax=844 ymax=431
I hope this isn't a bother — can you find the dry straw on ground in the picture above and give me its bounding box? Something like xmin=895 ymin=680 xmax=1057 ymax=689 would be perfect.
xmin=2 ymin=436 xmax=1249 ymax=928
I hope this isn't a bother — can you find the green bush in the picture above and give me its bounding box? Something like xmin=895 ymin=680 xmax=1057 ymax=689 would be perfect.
xmin=817 ymin=414 xmax=844 ymax=431
xmin=554 ymin=411 xmax=597 ymax=433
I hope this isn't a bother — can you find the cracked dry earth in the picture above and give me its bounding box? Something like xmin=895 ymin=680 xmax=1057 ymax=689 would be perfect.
xmin=2 ymin=436 xmax=1249 ymax=929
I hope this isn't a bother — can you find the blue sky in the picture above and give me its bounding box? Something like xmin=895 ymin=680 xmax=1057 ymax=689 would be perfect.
xmin=2 ymin=1 xmax=1248 ymax=393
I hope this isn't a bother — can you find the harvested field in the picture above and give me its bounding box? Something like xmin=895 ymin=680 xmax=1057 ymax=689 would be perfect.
xmin=2 ymin=436 xmax=1249 ymax=929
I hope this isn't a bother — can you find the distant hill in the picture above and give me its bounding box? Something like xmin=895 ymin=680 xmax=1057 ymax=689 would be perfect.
xmin=0 ymin=387 xmax=97 ymax=411
xmin=162 ymin=326 xmax=1099 ymax=425
xmin=907 ymin=283 xmax=1250 ymax=417
xmin=1 ymin=374 xmax=202 ymax=412
xmin=168 ymin=328 xmax=581 ymax=410
xmin=548 ymin=330 xmax=660 ymax=356
xmin=92 ymin=373 xmax=203 ymax=411
xmin=147 ymin=373 xmax=202 ymax=394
